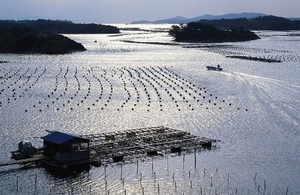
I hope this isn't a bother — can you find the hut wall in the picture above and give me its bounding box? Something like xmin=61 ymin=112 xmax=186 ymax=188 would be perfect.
xmin=53 ymin=150 xmax=90 ymax=163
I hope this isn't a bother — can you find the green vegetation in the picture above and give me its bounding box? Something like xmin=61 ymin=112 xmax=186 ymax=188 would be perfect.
xmin=0 ymin=27 xmax=86 ymax=54
xmin=169 ymin=22 xmax=260 ymax=42
xmin=0 ymin=19 xmax=120 ymax=34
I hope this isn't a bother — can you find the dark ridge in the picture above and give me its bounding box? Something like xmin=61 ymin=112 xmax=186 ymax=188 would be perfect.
xmin=227 ymin=55 xmax=281 ymax=63
xmin=0 ymin=26 xmax=86 ymax=54
xmin=131 ymin=12 xmax=266 ymax=24
xmin=0 ymin=19 xmax=120 ymax=34
xmin=199 ymin=15 xmax=300 ymax=31
xmin=169 ymin=23 xmax=260 ymax=43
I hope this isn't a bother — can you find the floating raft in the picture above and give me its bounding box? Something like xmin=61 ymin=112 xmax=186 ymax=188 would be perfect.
xmin=1 ymin=126 xmax=218 ymax=169
xmin=0 ymin=154 xmax=48 ymax=167
xmin=82 ymin=126 xmax=218 ymax=164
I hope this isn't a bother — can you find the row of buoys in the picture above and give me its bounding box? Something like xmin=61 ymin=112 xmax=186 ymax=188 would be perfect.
xmin=1 ymin=67 xmax=47 ymax=107
xmin=224 ymin=46 xmax=289 ymax=54
xmin=108 ymin=66 xmax=211 ymax=111
xmin=203 ymin=45 xmax=300 ymax=63
xmin=16 ymin=66 xmax=249 ymax=113
xmin=264 ymin=54 xmax=300 ymax=63
xmin=140 ymin=67 xmax=197 ymax=110
xmin=0 ymin=68 xmax=21 ymax=85
xmin=25 ymin=67 xmax=78 ymax=112
xmin=126 ymin=67 xmax=191 ymax=111
xmin=162 ymin=67 xmax=249 ymax=111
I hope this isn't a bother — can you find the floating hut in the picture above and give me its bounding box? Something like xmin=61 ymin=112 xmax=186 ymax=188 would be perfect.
xmin=41 ymin=131 xmax=90 ymax=169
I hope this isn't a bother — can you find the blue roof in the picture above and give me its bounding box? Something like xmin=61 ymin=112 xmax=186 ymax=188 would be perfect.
xmin=42 ymin=131 xmax=87 ymax=145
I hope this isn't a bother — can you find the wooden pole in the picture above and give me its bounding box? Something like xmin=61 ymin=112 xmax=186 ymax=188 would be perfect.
xmin=154 ymin=171 xmax=156 ymax=186
xmin=194 ymin=149 xmax=197 ymax=171
xmin=167 ymin=156 xmax=169 ymax=176
xmin=16 ymin=175 xmax=19 ymax=193
xmin=183 ymin=154 xmax=185 ymax=171
xmin=174 ymin=181 xmax=177 ymax=191
xmin=136 ymin=160 xmax=139 ymax=176
xmin=227 ymin=173 xmax=230 ymax=185
xmin=121 ymin=164 xmax=123 ymax=179
xmin=34 ymin=174 xmax=37 ymax=195
xmin=152 ymin=158 xmax=154 ymax=175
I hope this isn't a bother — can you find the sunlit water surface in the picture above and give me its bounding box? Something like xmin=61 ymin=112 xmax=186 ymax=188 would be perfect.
xmin=0 ymin=24 xmax=300 ymax=194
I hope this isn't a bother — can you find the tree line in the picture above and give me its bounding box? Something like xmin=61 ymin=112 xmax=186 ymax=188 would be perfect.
xmin=199 ymin=15 xmax=300 ymax=31
xmin=169 ymin=22 xmax=260 ymax=42
xmin=0 ymin=19 xmax=120 ymax=34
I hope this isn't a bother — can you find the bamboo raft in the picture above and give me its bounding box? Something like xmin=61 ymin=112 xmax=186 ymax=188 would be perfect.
xmin=83 ymin=126 xmax=219 ymax=164
xmin=0 ymin=154 xmax=48 ymax=167
xmin=1 ymin=126 xmax=219 ymax=168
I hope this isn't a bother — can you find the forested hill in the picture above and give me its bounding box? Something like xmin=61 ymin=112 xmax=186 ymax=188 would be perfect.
xmin=199 ymin=15 xmax=300 ymax=31
xmin=169 ymin=23 xmax=260 ymax=43
xmin=0 ymin=27 xmax=86 ymax=54
xmin=0 ymin=19 xmax=120 ymax=34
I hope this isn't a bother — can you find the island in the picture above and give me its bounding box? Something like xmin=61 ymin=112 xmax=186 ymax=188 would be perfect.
xmin=0 ymin=27 xmax=86 ymax=54
xmin=0 ymin=19 xmax=120 ymax=34
xmin=0 ymin=19 xmax=121 ymax=54
xmin=199 ymin=15 xmax=300 ymax=31
xmin=169 ymin=22 xmax=260 ymax=42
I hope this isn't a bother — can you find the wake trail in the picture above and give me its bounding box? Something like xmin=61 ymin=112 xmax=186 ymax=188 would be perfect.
xmin=222 ymin=71 xmax=300 ymax=130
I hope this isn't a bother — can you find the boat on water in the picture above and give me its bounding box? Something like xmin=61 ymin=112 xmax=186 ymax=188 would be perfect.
xmin=206 ymin=65 xmax=222 ymax=71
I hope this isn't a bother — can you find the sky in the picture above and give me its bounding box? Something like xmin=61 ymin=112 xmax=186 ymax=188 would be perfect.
xmin=1 ymin=0 xmax=299 ymax=23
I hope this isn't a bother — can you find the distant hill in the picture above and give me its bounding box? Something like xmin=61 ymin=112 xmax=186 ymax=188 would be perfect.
xmin=199 ymin=15 xmax=300 ymax=30
xmin=131 ymin=12 xmax=266 ymax=24
xmin=0 ymin=19 xmax=120 ymax=34
xmin=289 ymin=17 xmax=300 ymax=21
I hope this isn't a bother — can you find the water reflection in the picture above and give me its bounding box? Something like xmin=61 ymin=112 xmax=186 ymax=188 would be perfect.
xmin=1 ymin=26 xmax=300 ymax=194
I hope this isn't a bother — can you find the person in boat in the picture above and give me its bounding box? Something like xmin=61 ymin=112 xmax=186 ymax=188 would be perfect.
xmin=217 ymin=64 xmax=220 ymax=69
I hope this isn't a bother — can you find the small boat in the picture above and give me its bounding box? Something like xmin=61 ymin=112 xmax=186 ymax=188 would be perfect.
xmin=206 ymin=65 xmax=222 ymax=71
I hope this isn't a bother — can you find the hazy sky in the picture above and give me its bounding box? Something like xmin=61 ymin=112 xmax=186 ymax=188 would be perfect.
xmin=1 ymin=0 xmax=299 ymax=23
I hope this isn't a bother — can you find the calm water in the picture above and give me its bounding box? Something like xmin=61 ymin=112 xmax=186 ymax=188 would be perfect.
xmin=0 ymin=24 xmax=300 ymax=194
